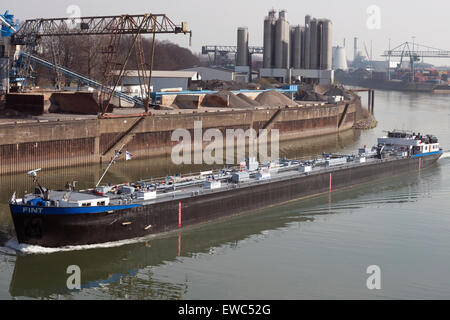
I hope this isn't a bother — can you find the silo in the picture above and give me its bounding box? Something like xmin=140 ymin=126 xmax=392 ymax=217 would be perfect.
xmin=291 ymin=25 xmax=302 ymax=69
xmin=236 ymin=27 xmax=249 ymax=66
xmin=309 ymin=18 xmax=318 ymax=69
xmin=263 ymin=10 xmax=276 ymax=68
xmin=317 ymin=20 xmax=323 ymax=69
xmin=0 ymin=58 xmax=8 ymax=94
xmin=320 ymin=19 xmax=332 ymax=70
xmin=304 ymin=15 xmax=311 ymax=69
xmin=290 ymin=27 xmax=295 ymax=69
xmin=332 ymin=46 xmax=348 ymax=70
xmin=354 ymin=37 xmax=358 ymax=61
xmin=300 ymin=27 xmax=305 ymax=68
xmin=274 ymin=10 xmax=290 ymax=69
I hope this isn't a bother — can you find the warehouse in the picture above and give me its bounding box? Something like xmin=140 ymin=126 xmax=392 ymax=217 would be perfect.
xmin=181 ymin=66 xmax=237 ymax=81
xmin=117 ymin=70 xmax=200 ymax=93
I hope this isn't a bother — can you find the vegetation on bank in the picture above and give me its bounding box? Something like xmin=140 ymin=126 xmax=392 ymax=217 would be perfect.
xmin=33 ymin=36 xmax=200 ymax=86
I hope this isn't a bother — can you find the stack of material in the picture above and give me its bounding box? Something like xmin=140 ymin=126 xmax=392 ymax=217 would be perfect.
xmin=296 ymin=90 xmax=328 ymax=102
xmin=196 ymin=80 xmax=250 ymax=91
xmin=5 ymin=93 xmax=45 ymax=115
xmin=49 ymin=92 xmax=112 ymax=115
xmin=202 ymin=90 xmax=254 ymax=109
xmin=172 ymin=95 xmax=200 ymax=109
xmin=323 ymin=86 xmax=352 ymax=100
xmin=255 ymin=90 xmax=298 ymax=107
xmin=236 ymin=93 xmax=261 ymax=107
xmin=313 ymin=84 xmax=330 ymax=95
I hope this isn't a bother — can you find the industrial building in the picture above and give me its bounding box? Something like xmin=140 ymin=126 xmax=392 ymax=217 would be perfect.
xmin=117 ymin=70 xmax=200 ymax=94
xmin=236 ymin=10 xmax=334 ymax=85
xmin=182 ymin=66 xmax=241 ymax=82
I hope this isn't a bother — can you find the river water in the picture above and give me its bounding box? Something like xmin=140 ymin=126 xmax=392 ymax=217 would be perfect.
xmin=1 ymin=90 xmax=450 ymax=300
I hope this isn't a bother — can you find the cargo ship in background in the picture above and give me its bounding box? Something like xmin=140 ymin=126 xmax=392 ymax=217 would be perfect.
xmin=336 ymin=68 xmax=450 ymax=93
xmin=8 ymin=131 xmax=443 ymax=248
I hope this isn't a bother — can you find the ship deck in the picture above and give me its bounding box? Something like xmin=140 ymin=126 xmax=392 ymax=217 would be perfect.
xmin=104 ymin=155 xmax=399 ymax=206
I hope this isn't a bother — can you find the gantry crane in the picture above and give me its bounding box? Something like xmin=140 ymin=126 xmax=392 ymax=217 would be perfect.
xmin=11 ymin=13 xmax=192 ymax=114
xmin=382 ymin=42 xmax=450 ymax=81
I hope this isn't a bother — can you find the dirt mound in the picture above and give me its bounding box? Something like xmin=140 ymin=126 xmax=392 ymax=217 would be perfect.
xmin=322 ymin=86 xmax=352 ymax=100
xmin=202 ymin=90 xmax=253 ymax=108
xmin=313 ymin=84 xmax=330 ymax=95
xmin=236 ymin=93 xmax=260 ymax=107
xmin=296 ymin=91 xmax=328 ymax=102
xmin=172 ymin=95 xmax=200 ymax=109
xmin=255 ymin=90 xmax=298 ymax=107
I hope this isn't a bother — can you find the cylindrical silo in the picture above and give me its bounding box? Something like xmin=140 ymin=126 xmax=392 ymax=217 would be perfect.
xmin=0 ymin=58 xmax=8 ymax=94
xmin=332 ymin=46 xmax=348 ymax=70
xmin=304 ymin=15 xmax=311 ymax=69
xmin=309 ymin=18 xmax=318 ymax=70
xmin=274 ymin=10 xmax=290 ymax=69
xmin=236 ymin=27 xmax=249 ymax=67
xmin=291 ymin=25 xmax=302 ymax=69
xmin=317 ymin=20 xmax=323 ymax=69
xmin=263 ymin=10 xmax=276 ymax=68
xmin=290 ymin=27 xmax=295 ymax=69
xmin=274 ymin=18 xmax=283 ymax=68
xmin=354 ymin=37 xmax=358 ymax=61
xmin=300 ymin=27 xmax=305 ymax=69
xmin=320 ymin=19 xmax=332 ymax=70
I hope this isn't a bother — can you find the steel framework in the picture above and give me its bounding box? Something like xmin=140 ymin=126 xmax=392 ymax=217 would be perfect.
xmin=382 ymin=42 xmax=450 ymax=81
xmin=11 ymin=13 xmax=191 ymax=114
xmin=202 ymin=45 xmax=263 ymax=67
xmin=12 ymin=14 xmax=190 ymax=45
xmin=201 ymin=45 xmax=264 ymax=55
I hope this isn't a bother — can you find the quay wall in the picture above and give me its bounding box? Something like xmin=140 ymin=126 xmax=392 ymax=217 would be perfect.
xmin=0 ymin=99 xmax=360 ymax=175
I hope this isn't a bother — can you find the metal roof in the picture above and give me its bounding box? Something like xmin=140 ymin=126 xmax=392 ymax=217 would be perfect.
xmin=116 ymin=70 xmax=199 ymax=80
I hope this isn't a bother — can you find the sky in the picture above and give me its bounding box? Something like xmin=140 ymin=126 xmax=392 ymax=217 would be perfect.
xmin=5 ymin=0 xmax=450 ymax=66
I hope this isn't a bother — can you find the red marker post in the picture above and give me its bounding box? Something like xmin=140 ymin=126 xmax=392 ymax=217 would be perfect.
xmin=178 ymin=202 xmax=182 ymax=228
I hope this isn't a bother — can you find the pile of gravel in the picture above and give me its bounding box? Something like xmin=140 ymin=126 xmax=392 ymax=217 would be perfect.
xmin=236 ymin=93 xmax=260 ymax=107
xmin=202 ymin=90 xmax=254 ymax=108
xmin=255 ymin=90 xmax=298 ymax=107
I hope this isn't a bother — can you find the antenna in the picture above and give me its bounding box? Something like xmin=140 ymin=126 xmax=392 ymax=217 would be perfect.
xmin=27 ymin=168 xmax=42 ymax=177
xmin=95 ymin=144 xmax=126 ymax=188
xmin=27 ymin=168 xmax=47 ymax=199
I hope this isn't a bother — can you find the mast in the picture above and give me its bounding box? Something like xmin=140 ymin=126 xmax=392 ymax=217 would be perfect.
xmin=95 ymin=144 xmax=126 ymax=188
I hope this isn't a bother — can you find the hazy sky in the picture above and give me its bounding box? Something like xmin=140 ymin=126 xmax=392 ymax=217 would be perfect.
xmin=6 ymin=0 xmax=450 ymax=65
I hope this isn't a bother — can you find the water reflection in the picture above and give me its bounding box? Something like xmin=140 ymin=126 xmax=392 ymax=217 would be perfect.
xmin=8 ymin=207 xmax=316 ymax=299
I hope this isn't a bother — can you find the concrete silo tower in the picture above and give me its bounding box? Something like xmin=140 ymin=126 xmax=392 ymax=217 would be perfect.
xmin=274 ymin=10 xmax=290 ymax=69
xmin=236 ymin=27 xmax=249 ymax=66
xmin=263 ymin=10 xmax=277 ymax=68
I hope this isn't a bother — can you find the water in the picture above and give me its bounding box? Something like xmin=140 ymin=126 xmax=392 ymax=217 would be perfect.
xmin=1 ymin=90 xmax=450 ymax=299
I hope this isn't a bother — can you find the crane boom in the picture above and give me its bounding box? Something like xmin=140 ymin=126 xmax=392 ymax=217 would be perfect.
xmin=382 ymin=42 xmax=450 ymax=58
xmin=12 ymin=14 xmax=191 ymax=45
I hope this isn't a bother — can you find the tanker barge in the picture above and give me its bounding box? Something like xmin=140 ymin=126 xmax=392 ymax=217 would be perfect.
xmin=9 ymin=131 xmax=443 ymax=248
